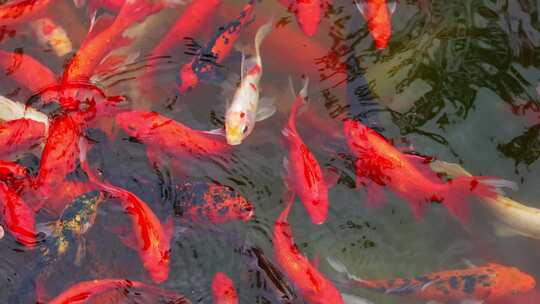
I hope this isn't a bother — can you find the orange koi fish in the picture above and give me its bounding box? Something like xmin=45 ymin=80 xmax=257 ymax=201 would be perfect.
xmin=212 ymin=272 xmax=239 ymax=304
xmin=0 ymin=49 xmax=57 ymax=93
xmin=0 ymin=118 xmax=46 ymax=158
xmin=0 ymin=181 xmax=36 ymax=248
xmin=30 ymin=18 xmax=72 ymax=57
xmin=116 ymin=110 xmax=230 ymax=164
xmin=0 ymin=0 xmax=55 ymax=25
xmin=354 ymin=0 xmax=395 ymax=49
xmin=343 ymin=119 xmax=515 ymax=222
xmin=80 ymin=140 xmax=173 ymax=283
xmin=282 ymin=78 xmax=332 ymax=225
xmin=177 ymin=0 xmax=253 ymax=93
xmin=273 ymin=194 xmax=345 ymax=303
xmin=174 ymin=181 xmax=253 ymax=224
xmin=279 ymin=0 xmax=327 ymax=37
xmin=48 ymin=278 xmax=191 ymax=304
xmin=328 ymin=257 xmax=536 ymax=303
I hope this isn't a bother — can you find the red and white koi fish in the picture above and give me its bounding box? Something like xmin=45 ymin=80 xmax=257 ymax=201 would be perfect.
xmin=177 ymin=0 xmax=252 ymax=93
xmin=48 ymin=278 xmax=191 ymax=304
xmin=0 ymin=118 xmax=46 ymax=158
xmin=328 ymin=257 xmax=535 ymax=303
xmin=0 ymin=50 xmax=57 ymax=93
xmin=30 ymin=18 xmax=72 ymax=57
xmin=212 ymin=272 xmax=239 ymax=304
xmin=116 ymin=110 xmax=230 ymax=163
xmin=80 ymin=139 xmax=173 ymax=283
xmin=0 ymin=0 xmax=55 ymax=25
xmin=354 ymin=0 xmax=395 ymax=49
xmin=0 ymin=181 xmax=36 ymax=248
xmin=343 ymin=119 xmax=516 ymax=222
xmin=0 ymin=95 xmax=48 ymax=128
xmin=279 ymin=0 xmax=327 ymax=37
xmin=224 ymin=20 xmax=274 ymax=145
xmin=282 ymin=78 xmax=333 ymax=225
xmin=273 ymin=194 xmax=345 ymax=303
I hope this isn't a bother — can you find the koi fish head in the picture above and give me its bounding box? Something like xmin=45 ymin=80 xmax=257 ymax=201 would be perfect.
xmin=212 ymin=272 xmax=239 ymax=303
xmin=225 ymin=110 xmax=253 ymax=145
xmin=296 ymin=1 xmax=322 ymax=37
xmin=147 ymin=248 xmax=171 ymax=283
xmin=178 ymin=64 xmax=199 ymax=93
xmin=489 ymin=264 xmax=535 ymax=298
xmin=144 ymin=224 xmax=173 ymax=283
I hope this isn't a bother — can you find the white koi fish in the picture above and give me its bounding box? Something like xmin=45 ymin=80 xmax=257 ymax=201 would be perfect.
xmin=224 ymin=19 xmax=275 ymax=145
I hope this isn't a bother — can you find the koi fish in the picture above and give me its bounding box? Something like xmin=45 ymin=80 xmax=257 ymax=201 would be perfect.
xmin=80 ymin=140 xmax=173 ymax=283
xmin=354 ymin=0 xmax=396 ymax=49
xmin=328 ymin=257 xmax=536 ymax=303
xmin=212 ymin=272 xmax=239 ymax=304
xmin=224 ymin=20 xmax=275 ymax=145
xmin=0 ymin=160 xmax=27 ymax=181
xmin=0 ymin=118 xmax=46 ymax=158
xmin=0 ymin=50 xmax=57 ymax=93
xmin=430 ymin=160 xmax=540 ymax=241
xmin=273 ymin=193 xmax=345 ymax=303
xmin=31 ymin=18 xmax=72 ymax=57
xmin=0 ymin=95 xmax=49 ymax=127
xmin=282 ymin=78 xmax=332 ymax=225
xmin=342 ymin=119 xmax=515 ymax=222
xmin=279 ymin=0 xmax=326 ymax=37
xmin=173 ymin=181 xmax=253 ymax=224
xmin=0 ymin=0 xmax=55 ymax=25
xmin=48 ymin=279 xmax=191 ymax=304
xmin=178 ymin=0 xmax=253 ymax=93
xmin=116 ymin=110 xmax=230 ymax=163
xmin=0 ymin=181 xmax=36 ymax=248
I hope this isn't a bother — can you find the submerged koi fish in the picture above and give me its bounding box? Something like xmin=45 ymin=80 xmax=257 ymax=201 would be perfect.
xmin=80 ymin=140 xmax=173 ymax=283
xmin=354 ymin=0 xmax=395 ymax=49
xmin=328 ymin=257 xmax=536 ymax=303
xmin=283 ymin=78 xmax=332 ymax=225
xmin=178 ymin=0 xmax=253 ymax=93
xmin=430 ymin=160 xmax=540 ymax=241
xmin=0 ymin=181 xmax=36 ymax=248
xmin=31 ymin=18 xmax=72 ymax=57
xmin=343 ymin=119 xmax=515 ymax=222
xmin=0 ymin=118 xmax=46 ymax=158
xmin=116 ymin=110 xmax=230 ymax=162
xmin=174 ymin=181 xmax=253 ymax=224
xmin=212 ymin=272 xmax=239 ymax=304
xmin=49 ymin=278 xmax=191 ymax=304
xmin=0 ymin=50 xmax=57 ymax=93
xmin=279 ymin=0 xmax=327 ymax=36
xmin=273 ymin=194 xmax=345 ymax=303
xmin=224 ymin=20 xmax=274 ymax=145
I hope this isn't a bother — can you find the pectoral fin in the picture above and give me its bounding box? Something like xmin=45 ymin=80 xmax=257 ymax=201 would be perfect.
xmin=256 ymin=97 xmax=276 ymax=122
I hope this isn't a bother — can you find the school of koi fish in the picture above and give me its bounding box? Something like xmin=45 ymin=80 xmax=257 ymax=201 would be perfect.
xmin=0 ymin=0 xmax=539 ymax=303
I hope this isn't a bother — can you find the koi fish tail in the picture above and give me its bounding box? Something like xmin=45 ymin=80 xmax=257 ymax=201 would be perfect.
xmin=254 ymin=19 xmax=273 ymax=65
xmin=283 ymin=76 xmax=310 ymax=138
xmin=441 ymin=176 xmax=517 ymax=223
xmin=326 ymin=256 xmax=373 ymax=289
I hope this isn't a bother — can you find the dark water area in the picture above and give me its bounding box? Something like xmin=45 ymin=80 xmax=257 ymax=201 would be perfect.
xmin=0 ymin=0 xmax=539 ymax=303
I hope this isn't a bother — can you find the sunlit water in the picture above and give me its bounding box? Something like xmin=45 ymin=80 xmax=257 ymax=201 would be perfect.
xmin=0 ymin=0 xmax=540 ymax=303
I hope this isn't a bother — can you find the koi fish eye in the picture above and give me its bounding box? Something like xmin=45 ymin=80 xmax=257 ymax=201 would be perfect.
xmin=242 ymin=125 xmax=248 ymax=134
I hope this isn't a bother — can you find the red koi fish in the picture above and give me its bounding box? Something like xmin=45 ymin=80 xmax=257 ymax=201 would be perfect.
xmin=273 ymin=194 xmax=345 ymax=303
xmin=0 ymin=160 xmax=27 ymax=181
xmin=212 ymin=272 xmax=239 ymax=304
xmin=116 ymin=110 xmax=230 ymax=163
xmin=80 ymin=141 xmax=173 ymax=283
xmin=354 ymin=0 xmax=395 ymax=49
xmin=0 ymin=118 xmax=46 ymax=158
xmin=0 ymin=181 xmax=36 ymax=248
xmin=48 ymin=278 xmax=191 ymax=304
xmin=174 ymin=181 xmax=253 ymax=224
xmin=328 ymin=258 xmax=535 ymax=303
xmin=0 ymin=50 xmax=57 ymax=93
xmin=343 ymin=119 xmax=514 ymax=222
xmin=0 ymin=0 xmax=55 ymax=25
xmin=279 ymin=0 xmax=327 ymax=37
xmin=177 ymin=0 xmax=253 ymax=93
xmin=63 ymin=0 xmax=176 ymax=82
xmin=282 ymin=78 xmax=332 ymax=225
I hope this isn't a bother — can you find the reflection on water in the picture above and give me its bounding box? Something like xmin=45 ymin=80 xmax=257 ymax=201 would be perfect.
xmin=0 ymin=0 xmax=539 ymax=303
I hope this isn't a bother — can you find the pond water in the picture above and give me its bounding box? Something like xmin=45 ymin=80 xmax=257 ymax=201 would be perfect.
xmin=0 ymin=0 xmax=540 ymax=303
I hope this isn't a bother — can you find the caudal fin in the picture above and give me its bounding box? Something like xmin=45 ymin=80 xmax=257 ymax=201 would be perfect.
xmin=254 ymin=19 xmax=273 ymax=63
xmin=442 ymin=176 xmax=517 ymax=223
